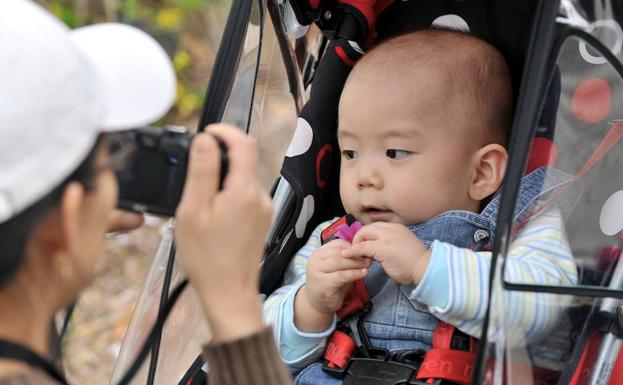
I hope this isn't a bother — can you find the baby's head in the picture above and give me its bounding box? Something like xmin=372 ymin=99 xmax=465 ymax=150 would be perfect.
xmin=338 ymin=29 xmax=512 ymax=225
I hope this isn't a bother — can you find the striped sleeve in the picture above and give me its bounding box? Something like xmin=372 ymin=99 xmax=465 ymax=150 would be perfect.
xmin=262 ymin=219 xmax=337 ymax=370
xmin=412 ymin=205 xmax=577 ymax=345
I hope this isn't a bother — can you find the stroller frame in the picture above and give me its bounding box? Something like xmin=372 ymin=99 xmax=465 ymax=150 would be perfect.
xmin=109 ymin=0 xmax=623 ymax=384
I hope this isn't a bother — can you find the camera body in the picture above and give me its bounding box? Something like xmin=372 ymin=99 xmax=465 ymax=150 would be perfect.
xmin=112 ymin=126 xmax=227 ymax=217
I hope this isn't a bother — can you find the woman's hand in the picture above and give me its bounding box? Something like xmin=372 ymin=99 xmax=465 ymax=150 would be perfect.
xmin=175 ymin=124 xmax=273 ymax=342
xmin=107 ymin=210 xmax=144 ymax=233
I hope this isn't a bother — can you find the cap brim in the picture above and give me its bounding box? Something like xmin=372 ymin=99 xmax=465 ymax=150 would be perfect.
xmin=71 ymin=24 xmax=176 ymax=131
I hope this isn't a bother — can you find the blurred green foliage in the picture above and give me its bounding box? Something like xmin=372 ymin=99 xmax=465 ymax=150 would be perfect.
xmin=43 ymin=0 xmax=206 ymax=28
xmin=41 ymin=0 xmax=213 ymax=123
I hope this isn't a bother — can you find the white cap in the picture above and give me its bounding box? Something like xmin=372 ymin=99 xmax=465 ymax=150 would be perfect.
xmin=0 ymin=0 xmax=176 ymax=223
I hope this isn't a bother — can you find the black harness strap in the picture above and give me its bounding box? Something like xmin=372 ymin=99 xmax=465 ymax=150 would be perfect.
xmin=0 ymin=338 xmax=68 ymax=385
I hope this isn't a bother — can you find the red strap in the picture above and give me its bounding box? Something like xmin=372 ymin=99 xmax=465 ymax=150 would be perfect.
xmin=432 ymin=321 xmax=455 ymax=350
xmin=526 ymin=137 xmax=558 ymax=174
xmin=416 ymin=348 xmax=475 ymax=385
xmin=324 ymin=330 xmax=356 ymax=369
xmin=323 ymin=216 xmax=371 ymax=368
xmin=321 ymin=215 xmax=349 ymax=243
xmin=417 ymin=322 xmax=477 ymax=384
xmin=432 ymin=321 xmax=476 ymax=353
xmin=322 ymin=280 xmax=368 ymax=370
xmin=337 ymin=279 xmax=370 ymax=319
xmin=322 ymin=216 xmax=371 ymax=319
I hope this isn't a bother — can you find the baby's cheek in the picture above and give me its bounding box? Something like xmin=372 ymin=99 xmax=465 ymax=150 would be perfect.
xmin=340 ymin=192 xmax=356 ymax=213
xmin=390 ymin=191 xmax=424 ymax=224
xmin=399 ymin=190 xmax=444 ymax=224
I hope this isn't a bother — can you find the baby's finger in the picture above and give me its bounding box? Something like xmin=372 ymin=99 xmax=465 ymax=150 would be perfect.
xmin=324 ymin=238 xmax=351 ymax=249
xmin=326 ymin=268 xmax=369 ymax=285
xmin=352 ymin=224 xmax=382 ymax=244
xmin=345 ymin=240 xmax=379 ymax=260
xmin=314 ymin=239 xmax=352 ymax=260
xmin=317 ymin=255 xmax=371 ymax=273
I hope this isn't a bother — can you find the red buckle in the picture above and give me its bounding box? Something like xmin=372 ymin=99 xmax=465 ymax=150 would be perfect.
xmin=322 ymin=215 xmax=358 ymax=244
xmin=324 ymin=330 xmax=356 ymax=369
xmin=321 ymin=216 xmax=349 ymax=243
xmin=416 ymin=348 xmax=475 ymax=385
xmin=415 ymin=322 xmax=476 ymax=384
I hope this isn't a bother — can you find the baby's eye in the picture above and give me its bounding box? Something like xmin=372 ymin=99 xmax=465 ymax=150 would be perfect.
xmin=386 ymin=149 xmax=411 ymax=159
xmin=341 ymin=150 xmax=358 ymax=160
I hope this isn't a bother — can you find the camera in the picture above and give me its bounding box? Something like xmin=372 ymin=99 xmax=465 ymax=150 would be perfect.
xmin=109 ymin=126 xmax=228 ymax=217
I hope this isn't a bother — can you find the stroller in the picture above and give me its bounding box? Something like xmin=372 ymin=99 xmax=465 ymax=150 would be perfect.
xmin=108 ymin=0 xmax=623 ymax=384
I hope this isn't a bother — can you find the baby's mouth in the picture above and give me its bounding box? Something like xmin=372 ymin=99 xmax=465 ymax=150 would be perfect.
xmin=361 ymin=205 xmax=392 ymax=221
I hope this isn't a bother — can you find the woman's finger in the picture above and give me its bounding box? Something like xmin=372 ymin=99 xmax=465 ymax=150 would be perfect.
xmin=206 ymin=124 xmax=257 ymax=191
xmin=177 ymin=133 xmax=220 ymax=216
xmin=107 ymin=210 xmax=144 ymax=233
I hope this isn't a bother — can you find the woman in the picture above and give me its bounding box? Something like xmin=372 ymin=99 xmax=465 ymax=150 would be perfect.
xmin=0 ymin=1 xmax=291 ymax=384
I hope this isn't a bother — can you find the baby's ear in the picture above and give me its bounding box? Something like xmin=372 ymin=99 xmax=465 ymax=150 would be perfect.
xmin=468 ymin=144 xmax=508 ymax=202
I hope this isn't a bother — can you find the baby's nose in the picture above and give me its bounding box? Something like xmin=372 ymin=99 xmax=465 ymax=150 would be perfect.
xmin=357 ymin=164 xmax=383 ymax=189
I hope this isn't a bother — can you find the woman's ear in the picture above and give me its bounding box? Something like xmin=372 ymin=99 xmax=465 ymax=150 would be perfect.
xmin=58 ymin=182 xmax=86 ymax=254
xmin=469 ymin=144 xmax=508 ymax=201
xmin=29 ymin=183 xmax=85 ymax=265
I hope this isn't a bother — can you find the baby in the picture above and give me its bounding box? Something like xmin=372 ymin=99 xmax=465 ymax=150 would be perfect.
xmin=264 ymin=29 xmax=577 ymax=384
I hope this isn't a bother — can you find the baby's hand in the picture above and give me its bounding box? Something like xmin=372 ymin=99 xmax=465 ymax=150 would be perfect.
xmin=345 ymin=222 xmax=431 ymax=284
xmin=302 ymin=239 xmax=371 ymax=315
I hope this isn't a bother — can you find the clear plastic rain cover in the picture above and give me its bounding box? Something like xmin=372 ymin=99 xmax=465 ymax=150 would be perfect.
xmin=485 ymin=1 xmax=623 ymax=384
xmin=109 ymin=0 xmax=298 ymax=383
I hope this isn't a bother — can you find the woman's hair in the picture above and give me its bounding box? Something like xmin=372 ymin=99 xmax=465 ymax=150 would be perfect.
xmin=0 ymin=135 xmax=103 ymax=288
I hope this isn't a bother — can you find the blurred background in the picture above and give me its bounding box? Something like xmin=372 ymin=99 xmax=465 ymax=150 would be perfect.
xmin=36 ymin=1 xmax=298 ymax=383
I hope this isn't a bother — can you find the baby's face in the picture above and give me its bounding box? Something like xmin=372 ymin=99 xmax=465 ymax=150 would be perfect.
xmin=338 ymin=73 xmax=481 ymax=225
